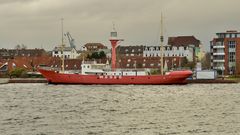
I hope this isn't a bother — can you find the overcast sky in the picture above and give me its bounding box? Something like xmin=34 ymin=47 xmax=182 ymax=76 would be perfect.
xmin=0 ymin=0 xmax=240 ymax=51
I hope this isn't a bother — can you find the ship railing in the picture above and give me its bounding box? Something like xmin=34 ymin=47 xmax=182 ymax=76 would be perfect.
xmin=65 ymin=70 xmax=81 ymax=74
xmin=38 ymin=66 xmax=61 ymax=71
xmin=102 ymin=68 xmax=146 ymax=72
xmin=82 ymin=61 xmax=97 ymax=64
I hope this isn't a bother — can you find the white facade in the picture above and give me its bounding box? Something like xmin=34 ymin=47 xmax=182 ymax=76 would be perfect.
xmin=52 ymin=47 xmax=79 ymax=59
xmin=80 ymin=46 xmax=87 ymax=51
xmin=143 ymin=46 xmax=194 ymax=62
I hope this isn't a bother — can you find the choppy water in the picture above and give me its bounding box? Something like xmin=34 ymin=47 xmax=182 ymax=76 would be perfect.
xmin=0 ymin=83 xmax=240 ymax=135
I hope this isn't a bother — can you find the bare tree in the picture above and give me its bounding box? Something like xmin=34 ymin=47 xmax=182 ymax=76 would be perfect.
xmin=15 ymin=44 xmax=27 ymax=49
xmin=201 ymin=52 xmax=211 ymax=69
xmin=21 ymin=44 xmax=27 ymax=49
xmin=15 ymin=44 xmax=21 ymax=49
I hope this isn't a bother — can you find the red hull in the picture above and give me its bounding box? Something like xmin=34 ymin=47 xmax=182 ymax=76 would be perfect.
xmin=39 ymin=69 xmax=192 ymax=85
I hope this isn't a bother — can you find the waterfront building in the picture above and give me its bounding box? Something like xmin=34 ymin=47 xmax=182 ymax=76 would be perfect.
xmin=84 ymin=43 xmax=108 ymax=52
xmin=168 ymin=36 xmax=203 ymax=62
xmin=52 ymin=46 xmax=79 ymax=59
xmin=115 ymin=35 xmax=203 ymax=70
xmin=0 ymin=48 xmax=46 ymax=59
xmin=210 ymin=30 xmax=240 ymax=75
xmin=143 ymin=46 xmax=189 ymax=59
xmin=0 ymin=56 xmax=91 ymax=75
xmin=116 ymin=45 xmax=187 ymax=69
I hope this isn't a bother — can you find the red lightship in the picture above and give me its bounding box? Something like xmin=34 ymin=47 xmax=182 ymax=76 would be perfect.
xmin=39 ymin=19 xmax=192 ymax=85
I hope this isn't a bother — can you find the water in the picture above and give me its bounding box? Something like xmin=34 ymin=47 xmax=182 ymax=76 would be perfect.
xmin=0 ymin=83 xmax=240 ymax=135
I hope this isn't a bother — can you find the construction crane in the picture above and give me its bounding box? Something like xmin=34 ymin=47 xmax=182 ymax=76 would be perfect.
xmin=65 ymin=32 xmax=76 ymax=49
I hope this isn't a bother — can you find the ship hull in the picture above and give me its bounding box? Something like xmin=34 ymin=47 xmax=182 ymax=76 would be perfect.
xmin=39 ymin=69 xmax=192 ymax=85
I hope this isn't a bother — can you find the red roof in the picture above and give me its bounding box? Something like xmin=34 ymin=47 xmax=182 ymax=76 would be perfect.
xmin=168 ymin=36 xmax=200 ymax=47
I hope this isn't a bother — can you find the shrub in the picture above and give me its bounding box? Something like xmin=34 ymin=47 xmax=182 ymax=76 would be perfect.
xmin=10 ymin=68 xmax=27 ymax=78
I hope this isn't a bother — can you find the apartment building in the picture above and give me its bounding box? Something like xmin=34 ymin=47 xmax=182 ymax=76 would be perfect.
xmin=210 ymin=30 xmax=240 ymax=75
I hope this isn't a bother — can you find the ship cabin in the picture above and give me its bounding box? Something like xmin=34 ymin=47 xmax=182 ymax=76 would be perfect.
xmin=81 ymin=61 xmax=147 ymax=76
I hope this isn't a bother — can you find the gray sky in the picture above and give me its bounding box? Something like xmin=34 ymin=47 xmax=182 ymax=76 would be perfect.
xmin=1 ymin=0 xmax=240 ymax=51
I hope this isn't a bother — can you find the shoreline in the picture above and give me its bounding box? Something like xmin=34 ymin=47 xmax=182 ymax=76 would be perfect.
xmin=0 ymin=78 xmax=238 ymax=84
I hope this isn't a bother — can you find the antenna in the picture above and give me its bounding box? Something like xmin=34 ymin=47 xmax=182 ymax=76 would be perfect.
xmin=61 ymin=18 xmax=64 ymax=46
xmin=61 ymin=18 xmax=65 ymax=72
xmin=112 ymin=21 xmax=116 ymax=32
xmin=160 ymin=13 xmax=164 ymax=75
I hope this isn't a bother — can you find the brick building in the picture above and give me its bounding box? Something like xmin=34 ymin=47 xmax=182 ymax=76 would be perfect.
xmin=0 ymin=48 xmax=47 ymax=59
xmin=52 ymin=46 xmax=79 ymax=59
xmin=210 ymin=30 xmax=240 ymax=75
xmin=0 ymin=55 xmax=88 ymax=75
xmin=168 ymin=36 xmax=203 ymax=63
xmin=116 ymin=45 xmax=186 ymax=70
xmin=84 ymin=43 xmax=108 ymax=52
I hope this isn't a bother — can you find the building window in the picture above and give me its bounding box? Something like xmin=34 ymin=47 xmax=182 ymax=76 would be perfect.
xmin=127 ymin=59 xmax=131 ymax=62
xmin=229 ymin=41 xmax=236 ymax=48
xmin=143 ymin=63 xmax=145 ymax=67
xmin=126 ymin=64 xmax=130 ymax=67
xmin=229 ymin=52 xmax=236 ymax=62
xmin=150 ymin=63 xmax=154 ymax=67
xmin=215 ymin=55 xmax=224 ymax=60
xmin=226 ymin=34 xmax=230 ymax=38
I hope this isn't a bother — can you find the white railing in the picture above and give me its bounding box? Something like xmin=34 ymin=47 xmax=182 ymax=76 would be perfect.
xmin=39 ymin=67 xmax=61 ymax=71
xmin=213 ymin=67 xmax=225 ymax=70
xmin=213 ymin=45 xmax=225 ymax=49
xmin=213 ymin=52 xmax=225 ymax=55
xmin=213 ymin=59 xmax=225 ymax=63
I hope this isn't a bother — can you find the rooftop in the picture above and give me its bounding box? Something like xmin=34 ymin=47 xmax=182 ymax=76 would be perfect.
xmin=216 ymin=30 xmax=240 ymax=34
xmin=168 ymin=36 xmax=200 ymax=47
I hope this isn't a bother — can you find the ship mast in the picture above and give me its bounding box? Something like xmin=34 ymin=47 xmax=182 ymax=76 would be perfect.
xmin=160 ymin=13 xmax=164 ymax=75
xmin=61 ymin=18 xmax=65 ymax=72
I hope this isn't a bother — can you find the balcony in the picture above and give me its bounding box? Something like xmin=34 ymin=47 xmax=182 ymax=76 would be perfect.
xmin=213 ymin=67 xmax=225 ymax=70
xmin=213 ymin=52 xmax=225 ymax=56
xmin=213 ymin=59 xmax=225 ymax=63
xmin=213 ymin=45 xmax=225 ymax=49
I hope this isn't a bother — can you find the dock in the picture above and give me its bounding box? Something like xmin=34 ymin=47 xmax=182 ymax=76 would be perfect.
xmin=8 ymin=78 xmax=47 ymax=83
xmin=0 ymin=78 xmax=238 ymax=84
xmin=187 ymin=79 xmax=238 ymax=84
